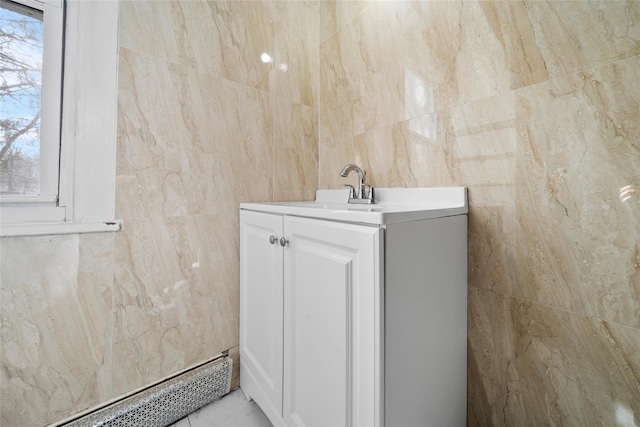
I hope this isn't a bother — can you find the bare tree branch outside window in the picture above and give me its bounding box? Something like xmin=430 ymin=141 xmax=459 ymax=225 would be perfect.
xmin=0 ymin=1 xmax=43 ymax=195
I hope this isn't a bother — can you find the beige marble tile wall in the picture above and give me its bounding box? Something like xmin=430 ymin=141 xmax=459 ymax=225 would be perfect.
xmin=0 ymin=1 xmax=318 ymax=426
xmin=319 ymin=1 xmax=640 ymax=425
xmin=1 ymin=233 xmax=117 ymax=426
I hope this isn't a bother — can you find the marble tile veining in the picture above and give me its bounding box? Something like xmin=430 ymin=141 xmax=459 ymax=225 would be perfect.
xmin=119 ymin=1 xmax=275 ymax=91
xmin=319 ymin=1 xmax=640 ymax=425
xmin=1 ymin=1 xmax=318 ymax=426
xmin=515 ymin=55 xmax=640 ymax=327
xmin=468 ymin=288 xmax=640 ymax=426
xmin=1 ymin=234 xmax=115 ymax=426
xmin=117 ymin=47 xmax=275 ymax=219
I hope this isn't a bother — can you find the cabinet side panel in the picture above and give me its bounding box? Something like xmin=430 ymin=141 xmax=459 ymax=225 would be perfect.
xmin=384 ymin=215 xmax=467 ymax=427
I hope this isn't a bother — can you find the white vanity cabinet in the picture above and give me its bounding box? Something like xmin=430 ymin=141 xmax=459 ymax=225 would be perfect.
xmin=240 ymin=210 xmax=382 ymax=427
xmin=240 ymin=187 xmax=468 ymax=427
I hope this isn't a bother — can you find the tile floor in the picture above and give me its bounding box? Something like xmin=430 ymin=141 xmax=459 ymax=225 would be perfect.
xmin=169 ymin=388 xmax=272 ymax=427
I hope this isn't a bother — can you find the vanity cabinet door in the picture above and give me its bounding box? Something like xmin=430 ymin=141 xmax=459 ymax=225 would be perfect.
xmin=282 ymin=216 xmax=382 ymax=427
xmin=240 ymin=210 xmax=284 ymax=414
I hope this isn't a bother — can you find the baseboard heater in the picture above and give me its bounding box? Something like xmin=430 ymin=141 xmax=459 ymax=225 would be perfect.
xmin=61 ymin=356 xmax=232 ymax=427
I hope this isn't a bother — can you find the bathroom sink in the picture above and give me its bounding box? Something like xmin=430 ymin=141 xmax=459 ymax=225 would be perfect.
xmin=241 ymin=187 xmax=468 ymax=225
xmin=269 ymin=201 xmax=384 ymax=211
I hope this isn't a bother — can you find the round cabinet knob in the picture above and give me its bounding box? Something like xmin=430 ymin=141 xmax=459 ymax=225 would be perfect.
xmin=269 ymin=235 xmax=277 ymax=245
xmin=279 ymin=237 xmax=288 ymax=247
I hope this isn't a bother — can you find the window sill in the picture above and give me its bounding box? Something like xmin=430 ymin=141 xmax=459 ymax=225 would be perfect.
xmin=0 ymin=220 xmax=122 ymax=237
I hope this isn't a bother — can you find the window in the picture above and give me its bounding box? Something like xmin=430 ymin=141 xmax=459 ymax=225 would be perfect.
xmin=1 ymin=0 xmax=62 ymax=204
xmin=0 ymin=0 xmax=120 ymax=236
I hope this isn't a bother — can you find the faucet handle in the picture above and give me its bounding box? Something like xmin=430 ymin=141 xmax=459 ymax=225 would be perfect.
xmin=362 ymin=184 xmax=376 ymax=202
xmin=344 ymin=184 xmax=357 ymax=199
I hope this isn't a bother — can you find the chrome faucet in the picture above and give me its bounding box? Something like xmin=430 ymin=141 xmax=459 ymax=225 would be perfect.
xmin=340 ymin=164 xmax=376 ymax=204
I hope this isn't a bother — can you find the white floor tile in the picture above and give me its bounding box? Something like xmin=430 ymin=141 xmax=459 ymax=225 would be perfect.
xmin=168 ymin=388 xmax=272 ymax=427
xmin=169 ymin=416 xmax=192 ymax=427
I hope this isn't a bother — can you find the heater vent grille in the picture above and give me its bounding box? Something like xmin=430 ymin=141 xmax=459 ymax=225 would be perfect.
xmin=64 ymin=357 xmax=232 ymax=427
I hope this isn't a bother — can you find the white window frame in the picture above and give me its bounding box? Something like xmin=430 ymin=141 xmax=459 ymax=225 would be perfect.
xmin=1 ymin=0 xmax=120 ymax=237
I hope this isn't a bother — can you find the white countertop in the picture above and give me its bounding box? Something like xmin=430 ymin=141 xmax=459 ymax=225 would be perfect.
xmin=240 ymin=187 xmax=468 ymax=225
